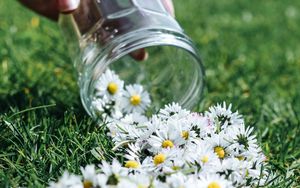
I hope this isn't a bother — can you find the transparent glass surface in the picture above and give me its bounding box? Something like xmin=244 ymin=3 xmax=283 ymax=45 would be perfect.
xmin=107 ymin=46 xmax=203 ymax=114
xmin=59 ymin=0 xmax=205 ymax=119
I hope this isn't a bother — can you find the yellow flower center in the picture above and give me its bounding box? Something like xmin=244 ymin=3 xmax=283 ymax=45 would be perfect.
xmin=181 ymin=131 xmax=189 ymax=140
xmin=236 ymin=156 xmax=245 ymax=161
xmin=130 ymin=95 xmax=141 ymax=106
xmin=162 ymin=140 xmax=174 ymax=148
xmin=201 ymin=155 xmax=209 ymax=163
xmin=124 ymin=161 xmax=140 ymax=168
xmin=153 ymin=153 xmax=166 ymax=165
xmin=83 ymin=180 xmax=93 ymax=188
xmin=107 ymin=82 xmax=118 ymax=95
xmin=214 ymin=146 xmax=225 ymax=159
xmin=208 ymin=181 xmax=221 ymax=188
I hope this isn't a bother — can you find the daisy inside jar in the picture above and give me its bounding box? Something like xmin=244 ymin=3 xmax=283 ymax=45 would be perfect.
xmin=83 ymin=43 xmax=204 ymax=120
xmin=92 ymin=69 xmax=151 ymax=119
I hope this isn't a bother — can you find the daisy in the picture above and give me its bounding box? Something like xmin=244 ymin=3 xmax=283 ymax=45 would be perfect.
xmin=94 ymin=69 xmax=124 ymax=99
xmin=121 ymin=112 xmax=148 ymax=125
xmin=172 ymin=118 xmax=198 ymax=144
xmin=99 ymin=159 xmax=127 ymax=186
xmin=123 ymin=144 xmax=143 ymax=170
xmin=116 ymin=178 xmax=137 ymax=188
xmin=206 ymin=133 xmax=231 ymax=160
xmin=148 ymin=121 xmax=185 ymax=152
xmin=124 ymin=143 xmax=142 ymax=162
xmin=158 ymin=102 xmax=190 ymax=120
xmin=189 ymin=141 xmax=220 ymax=175
xmin=166 ymin=172 xmax=188 ymax=188
xmin=48 ymin=171 xmax=83 ymax=188
xmin=127 ymin=174 xmax=151 ymax=188
xmin=225 ymin=124 xmax=259 ymax=159
xmin=184 ymin=175 xmax=204 ymax=188
xmin=187 ymin=112 xmax=214 ymax=138
xmin=121 ymin=84 xmax=151 ymax=113
xmin=93 ymin=174 xmax=108 ymax=188
xmin=109 ymin=118 xmax=146 ymax=144
xmin=217 ymin=158 xmax=248 ymax=185
xmin=141 ymin=115 xmax=164 ymax=138
xmin=141 ymin=148 xmax=180 ymax=173
xmin=198 ymin=173 xmax=234 ymax=188
xmin=205 ymin=102 xmax=244 ymax=132
xmin=80 ymin=165 xmax=98 ymax=188
xmin=92 ymin=96 xmax=123 ymax=119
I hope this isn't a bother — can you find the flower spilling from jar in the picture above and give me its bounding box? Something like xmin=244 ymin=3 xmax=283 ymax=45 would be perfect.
xmin=49 ymin=69 xmax=271 ymax=188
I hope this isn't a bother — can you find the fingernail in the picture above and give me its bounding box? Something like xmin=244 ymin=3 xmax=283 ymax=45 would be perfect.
xmin=130 ymin=49 xmax=149 ymax=61
xmin=58 ymin=0 xmax=80 ymax=13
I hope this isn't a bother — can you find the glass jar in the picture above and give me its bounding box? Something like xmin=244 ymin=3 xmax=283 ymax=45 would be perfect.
xmin=59 ymin=0 xmax=204 ymax=118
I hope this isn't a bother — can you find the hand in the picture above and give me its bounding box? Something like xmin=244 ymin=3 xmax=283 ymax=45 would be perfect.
xmin=19 ymin=0 xmax=174 ymax=20
xmin=19 ymin=0 xmax=174 ymax=60
xmin=18 ymin=0 xmax=79 ymax=21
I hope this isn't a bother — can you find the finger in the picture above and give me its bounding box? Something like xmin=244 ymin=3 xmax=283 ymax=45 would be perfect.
xmin=161 ymin=0 xmax=175 ymax=17
xmin=130 ymin=0 xmax=174 ymax=61
xmin=58 ymin=0 xmax=80 ymax=14
xmin=130 ymin=49 xmax=149 ymax=61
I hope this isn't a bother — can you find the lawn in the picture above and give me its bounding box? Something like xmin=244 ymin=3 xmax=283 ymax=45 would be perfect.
xmin=0 ymin=0 xmax=300 ymax=187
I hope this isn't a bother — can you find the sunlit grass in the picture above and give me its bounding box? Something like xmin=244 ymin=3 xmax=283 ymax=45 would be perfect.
xmin=0 ymin=0 xmax=299 ymax=187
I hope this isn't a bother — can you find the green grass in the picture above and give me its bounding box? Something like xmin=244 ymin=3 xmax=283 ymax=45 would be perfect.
xmin=0 ymin=0 xmax=300 ymax=187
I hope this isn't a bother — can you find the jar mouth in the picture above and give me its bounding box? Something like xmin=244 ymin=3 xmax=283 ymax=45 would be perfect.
xmin=80 ymin=29 xmax=205 ymax=118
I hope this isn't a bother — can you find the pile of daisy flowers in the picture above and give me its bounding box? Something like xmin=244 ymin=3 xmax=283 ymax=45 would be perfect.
xmin=50 ymin=69 xmax=270 ymax=188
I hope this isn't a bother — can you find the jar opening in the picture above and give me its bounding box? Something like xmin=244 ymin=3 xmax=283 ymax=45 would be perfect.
xmin=80 ymin=30 xmax=204 ymax=118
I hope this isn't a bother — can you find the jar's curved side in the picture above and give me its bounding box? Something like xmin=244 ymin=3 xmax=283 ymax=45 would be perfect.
xmin=79 ymin=29 xmax=205 ymax=118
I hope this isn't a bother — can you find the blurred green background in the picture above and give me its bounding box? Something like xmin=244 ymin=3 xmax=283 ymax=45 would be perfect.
xmin=0 ymin=0 xmax=300 ymax=187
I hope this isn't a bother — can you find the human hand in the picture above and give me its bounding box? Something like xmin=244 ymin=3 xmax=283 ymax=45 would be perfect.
xmin=19 ymin=0 xmax=174 ymax=20
xmin=19 ymin=0 xmax=174 ymax=60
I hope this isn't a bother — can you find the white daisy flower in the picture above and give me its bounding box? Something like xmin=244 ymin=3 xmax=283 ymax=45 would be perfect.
xmin=142 ymin=148 xmax=180 ymax=173
xmin=100 ymin=159 xmax=127 ymax=186
xmin=205 ymin=102 xmax=244 ymax=132
xmin=109 ymin=119 xmax=146 ymax=144
xmin=126 ymin=174 xmax=151 ymax=188
xmin=187 ymin=112 xmax=214 ymax=138
xmin=121 ymin=112 xmax=148 ymax=125
xmin=158 ymin=102 xmax=190 ymax=120
xmin=80 ymin=165 xmax=98 ymax=188
xmin=122 ymin=144 xmax=143 ymax=170
xmin=217 ymin=158 xmax=248 ymax=185
xmin=140 ymin=115 xmax=164 ymax=139
xmin=152 ymin=179 xmax=170 ymax=188
xmin=184 ymin=175 xmax=204 ymax=188
xmin=124 ymin=143 xmax=142 ymax=162
xmin=92 ymin=96 xmax=123 ymax=119
xmin=48 ymin=171 xmax=83 ymax=188
xmin=166 ymin=172 xmax=188 ymax=188
xmin=121 ymin=84 xmax=151 ymax=113
xmin=189 ymin=141 xmax=220 ymax=175
xmin=225 ymin=124 xmax=259 ymax=159
xmin=198 ymin=173 xmax=234 ymax=188
xmin=206 ymin=133 xmax=231 ymax=160
xmin=93 ymin=174 xmax=108 ymax=188
xmin=95 ymin=69 xmax=124 ymax=99
xmin=148 ymin=121 xmax=185 ymax=152
xmin=174 ymin=119 xmax=200 ymax=145
xmin=117 ymin=178 xmax=137 ymax=188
